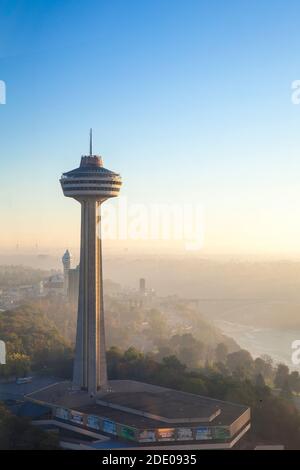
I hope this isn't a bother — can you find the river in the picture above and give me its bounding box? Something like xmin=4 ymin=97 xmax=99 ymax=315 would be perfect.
xmin=216 ymin=319 xmax=300 ymax=370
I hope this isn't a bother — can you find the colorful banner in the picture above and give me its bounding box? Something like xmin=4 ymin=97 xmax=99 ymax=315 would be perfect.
xmin=87 ymin=415 xmax=101 ymax=430
xmin=213 ymin=426 xmax=230 ymax=440
xmin=70 ymin=411 xmax=83 ymax=425
xmin=119 ymin=425 xmax=136 ymax=441
xmin=195 ymin=426 xmax=213 ymax=440
xmin=139 ymin=429 xmax=156 ymax=443
xmin=102 ymin=419 xmax=117 ymax=435
xmin=157 ymin=428 xmax=176 ymax=441
xmin=177 ymin=427 xmax=193 ymax=441
xmin=55 ymin=407 xmax=70 ymax=421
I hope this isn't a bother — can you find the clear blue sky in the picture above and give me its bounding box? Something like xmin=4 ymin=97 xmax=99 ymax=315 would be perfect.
xmin=1 ymin=0 xmax=300 ymax=256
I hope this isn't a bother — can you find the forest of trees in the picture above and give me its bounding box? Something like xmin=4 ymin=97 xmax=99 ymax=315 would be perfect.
xmin=0 ymin=404 xmax=59 ymax=450
xmin=28 ymin=294 xmax=238 ymax=363
xmin=0 ymin=305 xmax=72 ymax=378
xmin=1 ymin=302 xmax=300 ymax=397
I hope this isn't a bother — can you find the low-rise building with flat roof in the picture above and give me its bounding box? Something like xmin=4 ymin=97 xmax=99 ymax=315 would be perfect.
xmin=26 ymin=379 xmax=250 ymax=449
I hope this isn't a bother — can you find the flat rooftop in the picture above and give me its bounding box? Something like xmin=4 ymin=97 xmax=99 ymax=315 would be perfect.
xmin=26 ymin=380 xmax=249 ymax=429
xmin=96 ymin=391 xmax=220 ymax=423
xmin=0 ymin=376 xmax=62 ymax=402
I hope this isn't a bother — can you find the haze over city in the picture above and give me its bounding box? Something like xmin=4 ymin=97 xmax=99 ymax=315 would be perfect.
xmin=2 ymin=1 xmax=300 ymax=258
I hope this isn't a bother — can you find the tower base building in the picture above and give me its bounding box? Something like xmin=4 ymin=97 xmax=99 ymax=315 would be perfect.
xmin=26 ymin=380 xmax=250 ymax=449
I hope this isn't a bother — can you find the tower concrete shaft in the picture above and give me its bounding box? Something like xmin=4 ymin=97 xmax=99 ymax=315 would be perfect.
xmin=73 ymin=199 xmax=107 ymax=393
xmin=60 ymin=134 xmax=122 ymax=396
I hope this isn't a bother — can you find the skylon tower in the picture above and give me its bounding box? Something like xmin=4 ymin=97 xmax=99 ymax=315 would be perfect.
xmin=60 ymin=130 xmax=122 ymax=394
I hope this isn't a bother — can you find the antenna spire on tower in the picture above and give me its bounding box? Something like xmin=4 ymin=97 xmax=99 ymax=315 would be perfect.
xmin=89 ymin=128 xmax=93 ymax=156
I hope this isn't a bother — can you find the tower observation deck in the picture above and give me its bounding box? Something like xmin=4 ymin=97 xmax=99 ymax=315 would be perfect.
xmin=60 ymin=130 xmax=122 ymax=395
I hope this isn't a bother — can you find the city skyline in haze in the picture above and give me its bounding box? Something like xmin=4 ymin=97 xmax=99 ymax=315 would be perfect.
xmin=2 ymin=0 xmax=300 ymax=258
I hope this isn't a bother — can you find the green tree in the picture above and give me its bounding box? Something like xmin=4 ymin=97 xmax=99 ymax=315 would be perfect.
xmin=0 ymin=404 xmax=59 ymax=450
xmin=6 ymin=353 xmax=31 ymax=378
xmin=215 ymin=343 xmax=228 ymax=363
xmin=255 ymin=373 xmax=266 ymax=388
xmin=274 ymin=364 xmax=290 ymax=389
xmin=288 ymin=371 xmax=300 ymax=394
xmin=226 ymin=349 xmax=253 ymax=379
xmin=280 ymin=379 xmax=293 ymax=400
xmin=0 ymin=305 xmax=73 ymax=378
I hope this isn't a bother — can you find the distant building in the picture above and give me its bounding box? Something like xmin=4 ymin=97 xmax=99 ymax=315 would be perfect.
xmin=61 ymin=250 xmax=80 ymax=304
xmin=68 ymin=264 xmax=80 ymax=304
xmin=62 ymin=249 xmax=72 ymax=296
xmin=43 ymin=274 xmax=64 ymax=296
xmin=139 ymin=278 xmax=146 ymax=294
